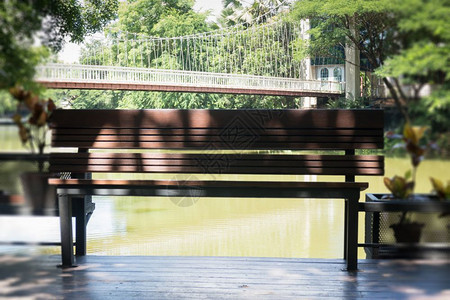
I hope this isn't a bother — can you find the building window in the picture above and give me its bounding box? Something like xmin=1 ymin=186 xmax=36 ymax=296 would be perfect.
xmin=333 ymin=67 xmax=342 ymax=82
xmin=320 ymin=68 xmax=329 ymax=80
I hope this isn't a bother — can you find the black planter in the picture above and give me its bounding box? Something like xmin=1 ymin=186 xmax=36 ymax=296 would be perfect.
xmin=390 ymin=222 xmax=424 ymax=243
xmin=363 ymin=193 xmax=450 ymax=259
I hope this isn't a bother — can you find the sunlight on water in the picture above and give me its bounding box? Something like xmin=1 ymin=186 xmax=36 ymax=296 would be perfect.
xmin=1 ymin=125 xmax=449 ymax=258
xmin=85 ymin=196 xmax=345 ymax=258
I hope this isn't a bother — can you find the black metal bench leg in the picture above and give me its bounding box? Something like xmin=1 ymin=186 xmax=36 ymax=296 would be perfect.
xmin=58 ymin=193 xmax=75 ymax=268
xmin=345 ymin=194 xmax=359 ymax=271
xmin=75 ymin=198 xmax=87 ymax=256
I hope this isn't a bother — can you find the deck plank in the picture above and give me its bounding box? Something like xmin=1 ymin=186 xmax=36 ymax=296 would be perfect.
xmin=1 ymin=255 xmax=449 ymax=299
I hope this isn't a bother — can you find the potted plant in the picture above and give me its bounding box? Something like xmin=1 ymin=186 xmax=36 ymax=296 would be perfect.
xmin=9 ymin=85 xmax=56 ymax=212
xmin=382 ymin=123 xmax=429 ymax=243
xmin=430 ymin=178 xmax=450 ymax=222
xmin=382 ymin=173 xmax=424 ymax=243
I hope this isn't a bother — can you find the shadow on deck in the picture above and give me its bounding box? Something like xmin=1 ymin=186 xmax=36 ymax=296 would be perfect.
xmin=1 ymin=255 xmax=449 ymax=299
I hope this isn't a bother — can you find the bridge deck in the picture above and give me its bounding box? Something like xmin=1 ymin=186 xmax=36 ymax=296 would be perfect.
xmin=1 ymin=255 xmax=449 ymax=299
xmin=36 ymin=64 xmax=344 ymax=97
xmin=38 ymin=80 xmax=341 ymax=97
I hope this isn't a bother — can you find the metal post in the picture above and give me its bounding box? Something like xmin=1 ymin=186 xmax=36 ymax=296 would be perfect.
xmin=73 ymin=148 xmax=90 ymax=256
xmin=345 ymin=149 xmax=356 ymax=183
xmin=75 ymin=200 xmax=87 ymax=256
xmin=346 ymin=193 xmax=359 ymax=271
xmin=58 ymin=193 xmax=75 ymax=267
xmin=344 ymin=149 xmax=355 ymax=260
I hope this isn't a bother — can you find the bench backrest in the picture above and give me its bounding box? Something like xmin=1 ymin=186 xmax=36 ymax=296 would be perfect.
xmin=49 ymin=109 xmax=384 ymax=177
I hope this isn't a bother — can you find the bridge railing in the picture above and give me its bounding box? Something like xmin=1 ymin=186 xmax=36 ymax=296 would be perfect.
xmin=36 ymin=64 xmax=345 ymax=94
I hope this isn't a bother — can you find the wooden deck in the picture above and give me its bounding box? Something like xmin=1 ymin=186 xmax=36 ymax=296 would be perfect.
xmin=1 ymin=255 xmax=449 ymax=299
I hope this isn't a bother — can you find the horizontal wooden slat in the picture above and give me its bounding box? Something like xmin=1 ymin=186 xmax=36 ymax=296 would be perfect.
xmin=49 ymin=153 xmax=383 ymax=176
xmin=53 ymin=128 xmax=384 ymax=137
xmin=50 ymin=153 xmax=383 ymax=167
xmin=51 ymin=141 xmax=382 ymax=150
xmin=49 ymin=165 xmax=383 ymax=175
xmin=48 ymin=179 xmax=369 ymax=191
xmin=49 ymin=166 xmax=383 ymax=176
xmin=50 ymin=158 xmax=382 ymax=168
xmin=52 ymin=135 xmax=382 ymax=143
xmin=50 ymin=153 xmax=384 ymax=161
xmin=50 ymin=153 xmax=384 ymax=175
xmin=50 ymin=109 xmax=384 ymax=130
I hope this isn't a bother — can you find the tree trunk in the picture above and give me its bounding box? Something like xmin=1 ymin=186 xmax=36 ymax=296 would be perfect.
xmin=382 ymin=77 xmax=410 ymax=122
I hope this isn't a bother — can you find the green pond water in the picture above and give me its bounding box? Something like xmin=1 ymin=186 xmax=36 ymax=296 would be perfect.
xmin=1 ymin=125 xmax=449 ymax=258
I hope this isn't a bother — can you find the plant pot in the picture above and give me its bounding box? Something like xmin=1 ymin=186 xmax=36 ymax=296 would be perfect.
xmin=390 ymin=222 xmax=424 ymax=243
xmin=20 ymin=172 xmax=56 ymax=212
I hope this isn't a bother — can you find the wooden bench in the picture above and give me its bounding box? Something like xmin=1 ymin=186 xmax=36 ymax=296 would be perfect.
xmin=48 ymin=109 xmax=384 ymax=270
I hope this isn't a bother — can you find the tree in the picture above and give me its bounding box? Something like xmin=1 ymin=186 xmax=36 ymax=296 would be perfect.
xmin=220 ymin=0 xmax=244 ymax=27
xmin=0 ymin=0 xmax=118 ymax=89
xmin=220 ymin=0 xmax=286 ymax=27
xmin=110 ymin=0 xmax=212 ymax=36
xmin=290 ymin=0 xmax=450 ymax=121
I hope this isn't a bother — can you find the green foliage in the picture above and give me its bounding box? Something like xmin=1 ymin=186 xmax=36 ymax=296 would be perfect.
xmin=220 ymin=0 xmax=244 ymax=27
xmin=434 ymin=132 xmax=450 ymax=158
xmin=409 ymin=85 xmax=450 ymax=134
xmin=219 ymin=0 xmax=285 ymax=27
xmin=384 ymin=174 xmax=415 ymax=199
xmin=152 ymin=10 xmax=215 ymax=37
xmin=403 ymin=84 xmax=450 ymax=157
xmin=112 ymin=0 xmax=199 ymax=36
xmin=0 ymin=44 xmax=50 ymax=91
xmin=42 ymin=90 xmax=123 ymax=110
xmin=326 ymin=97 xmax=370 ymax=109
xmin=48 ymin=88 xmax=301 ymax=110
xmin=117 ymin=92 xmax=300 ymax=109
xmin=0 ymin=0 xmax=118 ymax=89
xmin=377 ymin=42 xmax=449 ymax=81
xmin=0 ymin=91 xmax=16 ymax=115
xmin=117 ymin=92 xmax=208 ymax=109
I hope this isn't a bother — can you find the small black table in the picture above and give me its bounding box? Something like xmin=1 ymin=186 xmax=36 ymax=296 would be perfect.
xmin=359 ymin=193 xmax=450 ymax=259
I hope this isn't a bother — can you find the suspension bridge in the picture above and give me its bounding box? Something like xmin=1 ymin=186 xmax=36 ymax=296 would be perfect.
xmin=35 ymin=13 xmax=345 ymax=97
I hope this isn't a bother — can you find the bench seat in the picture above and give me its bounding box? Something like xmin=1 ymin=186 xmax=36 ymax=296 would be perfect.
xmin=49 ymin=179 xmax=369 ymax=189
xmin=49 ymin=179 xmax=368 ymax=197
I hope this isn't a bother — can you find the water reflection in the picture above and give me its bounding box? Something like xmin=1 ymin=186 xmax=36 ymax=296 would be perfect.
xmin=86 ymin=196 xmax=345 ymax=258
